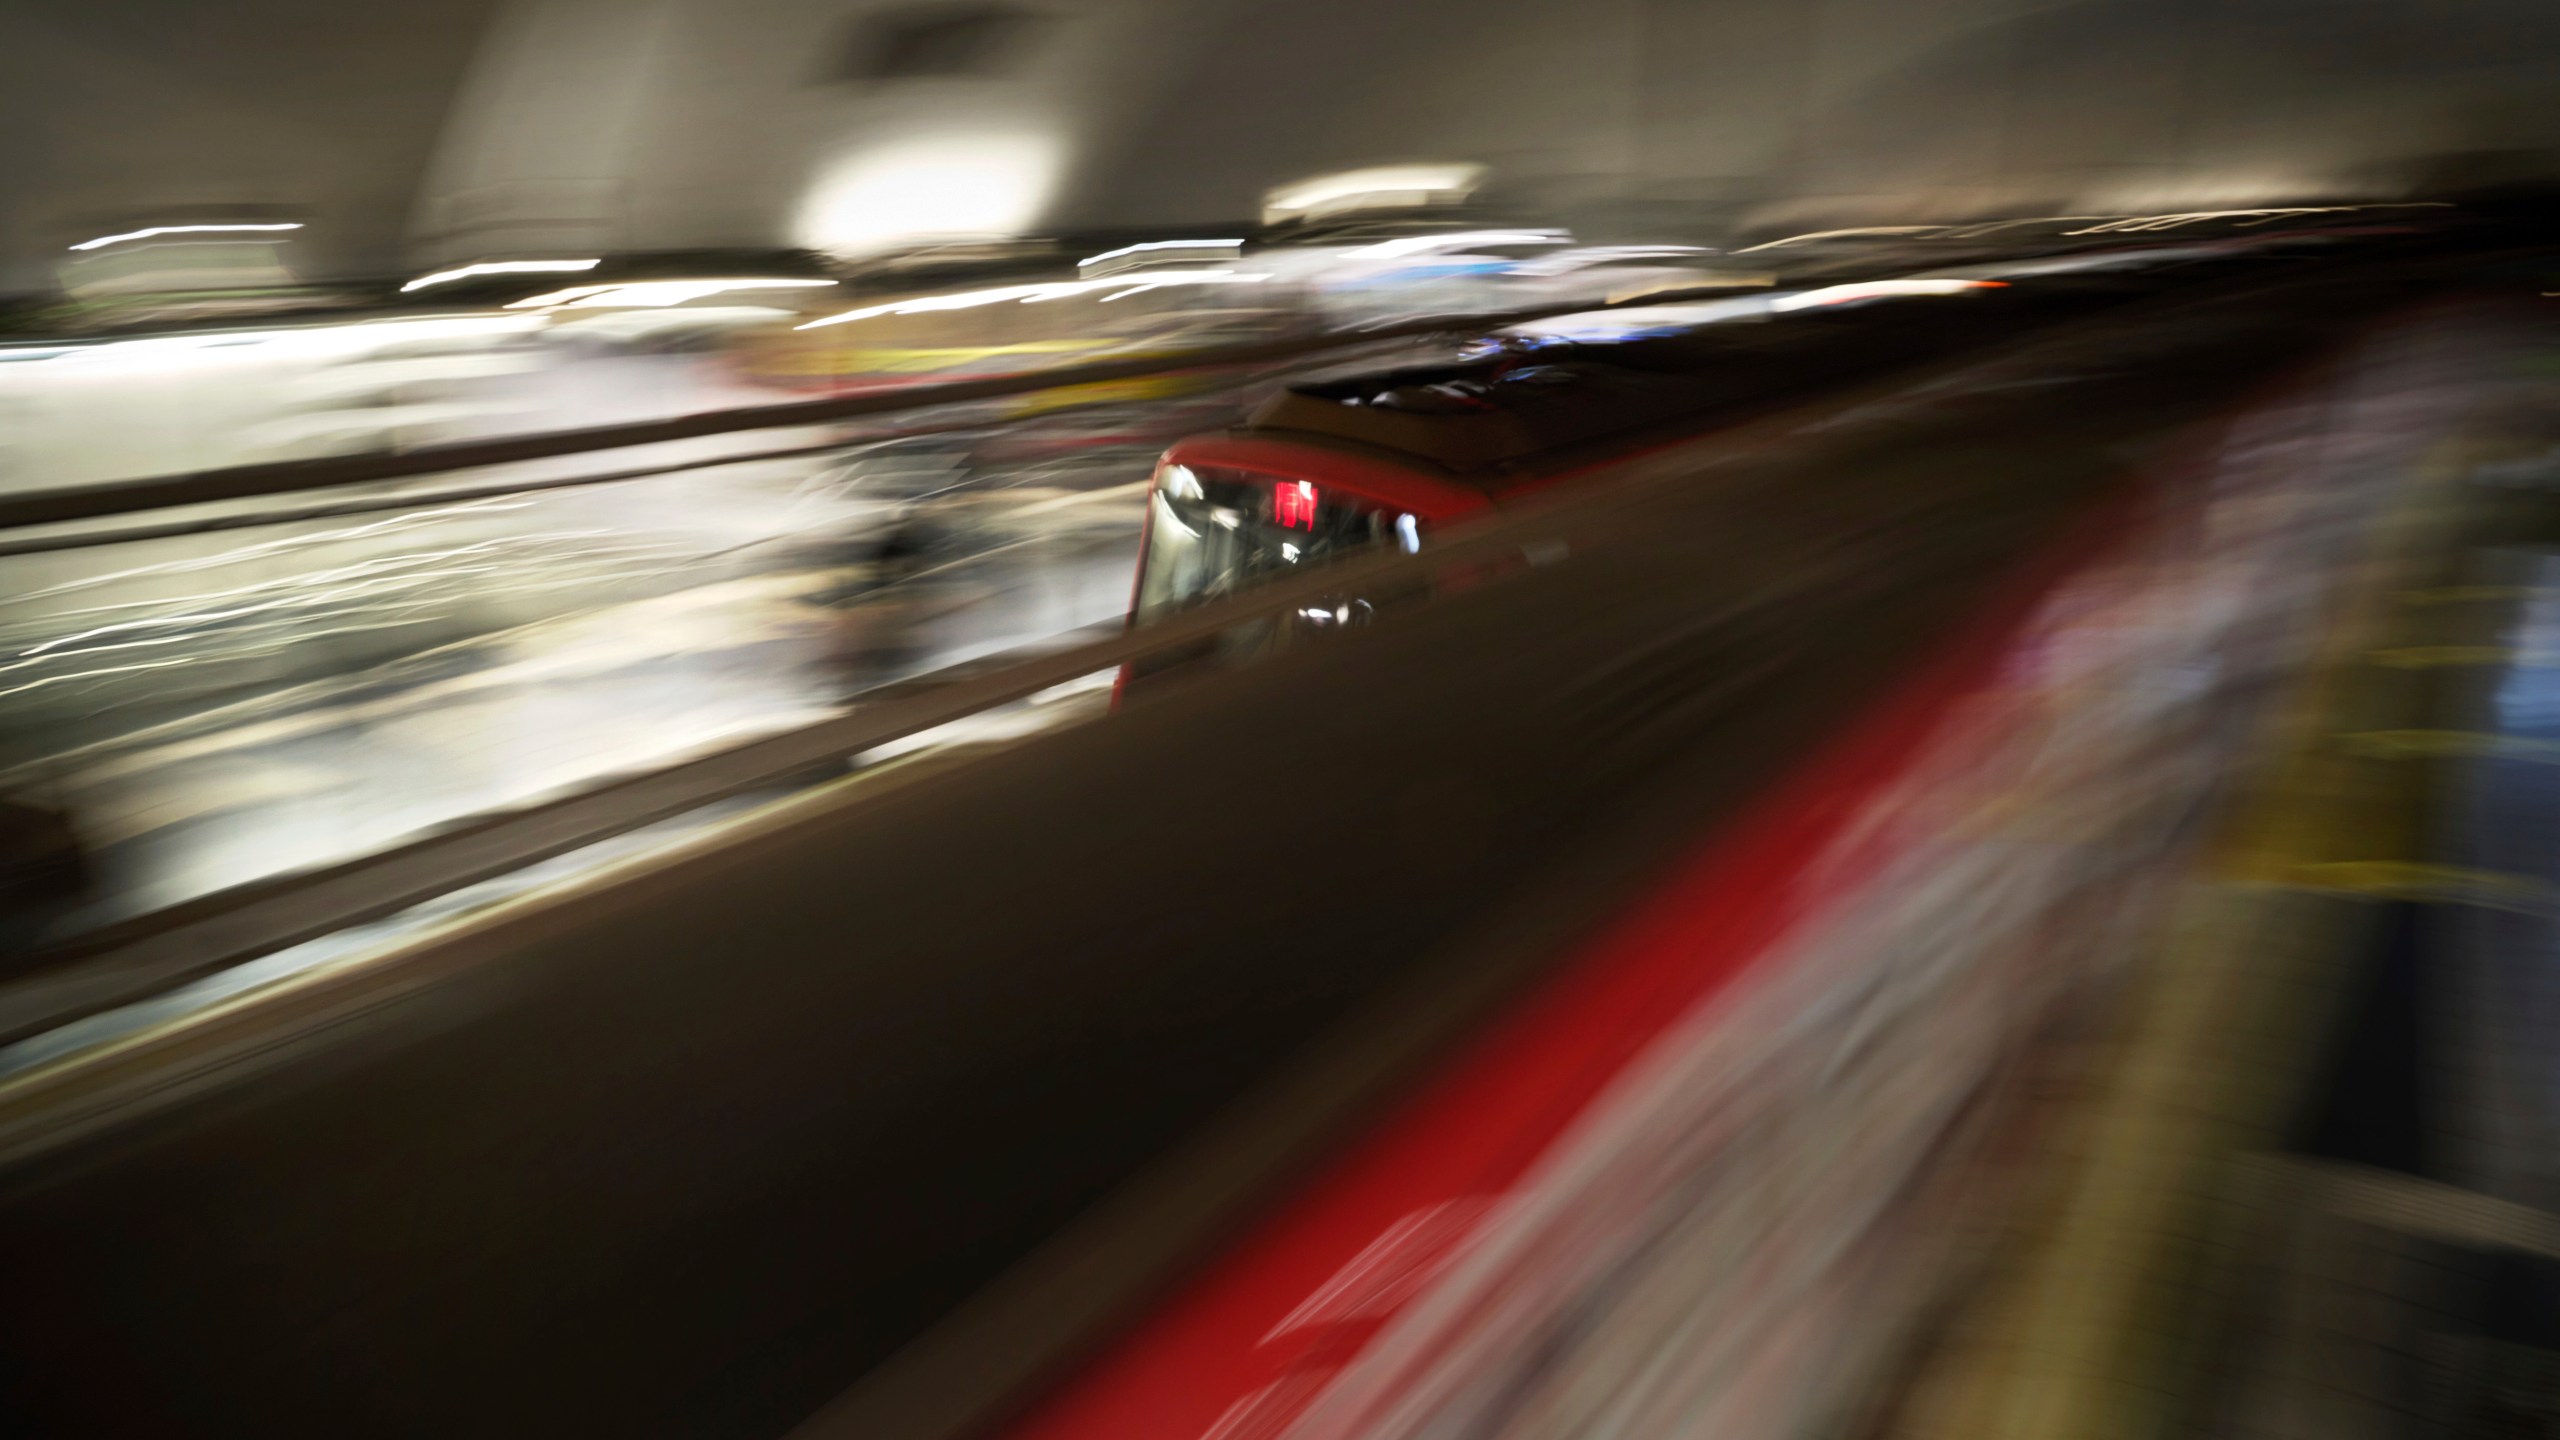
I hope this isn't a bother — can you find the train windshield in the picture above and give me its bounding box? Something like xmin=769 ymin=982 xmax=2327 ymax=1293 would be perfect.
xmin=1134 ymin=464 xmax=1418 ymax=621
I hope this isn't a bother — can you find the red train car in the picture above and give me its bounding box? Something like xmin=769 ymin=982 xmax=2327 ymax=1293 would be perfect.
xmin=1118 ymin=280 xmax=2055 ymax=691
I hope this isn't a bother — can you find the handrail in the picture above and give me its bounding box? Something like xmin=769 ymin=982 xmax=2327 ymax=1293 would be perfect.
xmin=0 ymin=464 xmax=1662 ymax=1050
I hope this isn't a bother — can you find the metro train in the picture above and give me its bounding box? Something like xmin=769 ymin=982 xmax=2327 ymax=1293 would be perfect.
xmin=1115 ymin=274 xmax=2101 ymax=692
xmin=1114 ymin=218 xmax=2398 ymax=682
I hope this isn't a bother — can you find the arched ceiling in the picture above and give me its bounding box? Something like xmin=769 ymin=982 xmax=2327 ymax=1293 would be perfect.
xmin=0 ymin=0 xmax=501 ymax=294
xmin=6 ymin=0 xmax=2558 ymax=295
xmin=394 ymin=0 xmax=2560 ymax=260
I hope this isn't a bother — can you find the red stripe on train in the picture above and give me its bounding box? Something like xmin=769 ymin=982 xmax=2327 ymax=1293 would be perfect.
xmin=996 ymin=490 xmax=2136 ymax=1440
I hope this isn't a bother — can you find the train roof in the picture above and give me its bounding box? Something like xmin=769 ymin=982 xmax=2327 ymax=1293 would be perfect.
xmin=1236 ymin=294 xmax=2018 ymax=481
xmin=1227 ymin=263 xmax=2219 ymax=481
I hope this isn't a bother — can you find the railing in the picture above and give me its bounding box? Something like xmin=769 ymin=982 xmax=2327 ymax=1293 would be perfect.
xmin=0 ymin=294 xmax=1729 ymax=1049
xmin=0 ymin=464 xmax=1668 ymax=1049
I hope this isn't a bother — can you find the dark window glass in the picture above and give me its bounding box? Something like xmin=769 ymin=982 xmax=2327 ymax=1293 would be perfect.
xmin=1134 ymin=465 xmax=1415 ymax=622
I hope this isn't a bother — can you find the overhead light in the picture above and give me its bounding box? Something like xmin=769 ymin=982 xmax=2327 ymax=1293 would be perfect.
xmin=795 ymin=134 xmax=1061 ymax=258
xmin=403 ymin=258 xmax=601 ymax=293
xmin=70 ymin=222 xmax=303 ymax=253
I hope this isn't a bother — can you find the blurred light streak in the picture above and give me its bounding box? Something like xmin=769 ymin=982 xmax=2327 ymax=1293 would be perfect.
xmin=1096 ymin=272 xmax=1271 ymax=302
xmin=1262 ymin=164 xmax=1485 ymax=225
xmin=1728 ymin=226 xmax=1945 ymax=254
xmin=0 ymin=656 xmax=201 ymax=702
xmin=1080 ymin=240 xmax=1245 ymax=273
xmin=796 ymin=271 xmax=1268 ymax=329
xmin=17 ymin=502 xmax=540 ymax=600
xmin=2059 ymin=203 xmax=2447 ymax=236
xmin=68 ymin=223 xmax=303 ymax=252
xmin=2065 ymin=207 xmax=2354 ymax=234
xmin=0 ymin=524 xmax=697 ymax=701
xmin=1264 ymin=1200 xmax=1491 ymax=1342
xmin=801 ymin=281 xmax=1098 ymax=328
xmin=21 ymin=314 xmax=543 ymax=372
xmin=1770 ymin=278 xmax=2005 ymax=311
xmin=1492 ymin=294 xmax=1781 ymax=345
xmin=1345 ymin=231 xmax=1570 ymax=261
xmin=1510 ymin=245 xmax=1709 ymax=276
xmin=402 ymin=258 xmax=601 ymax=292
xmin=546 ymin=306 xmax=807 ymax=341
xmin=506 ymin=278 xmax=835 ymax=311
xmin=1934 ymin=216 xmax=2116 ymax=239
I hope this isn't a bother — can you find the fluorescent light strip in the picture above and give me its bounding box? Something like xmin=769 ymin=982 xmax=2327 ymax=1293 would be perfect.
xmin=1079 ymin=239 xmax=1245 ymax=268
xmin=1347 ymin=230 xmax=1570 ymax=260
xmin=797 ymin=270 xmax=1268 ymax=330
xmin=403 ymin=258 xmax=601 ymax=293
xmin=1768 ymin=278 xmax=2002 ymax=311
xmin=1264 ymin=164 xmax=1485 ymax=219
xmin=507 ymin=278 xmax=836 ymax=311
xmin=70 ymin=223 xmax=304 ymax=253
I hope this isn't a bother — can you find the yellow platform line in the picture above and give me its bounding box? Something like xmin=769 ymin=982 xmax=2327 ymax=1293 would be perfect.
xmin=2339 ymin=728 xmax=2560 ymax=763
xmin=1887 ymin=433 xmax=2485 ymax=1440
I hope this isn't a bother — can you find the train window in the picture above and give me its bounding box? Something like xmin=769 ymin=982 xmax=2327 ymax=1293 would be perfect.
xmin=1135 ymin=465 xmax=1411 ymax=622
